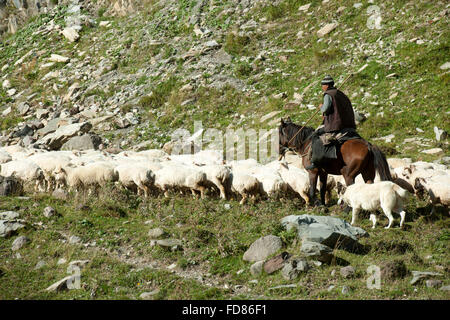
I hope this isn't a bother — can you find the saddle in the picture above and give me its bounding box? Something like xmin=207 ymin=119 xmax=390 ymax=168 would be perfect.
xmin=313 ymin=128 xmax=362 ymax=160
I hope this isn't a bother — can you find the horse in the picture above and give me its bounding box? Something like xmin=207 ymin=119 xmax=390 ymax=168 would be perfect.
xmin=278 ymin=118 xmax=392 ymax=206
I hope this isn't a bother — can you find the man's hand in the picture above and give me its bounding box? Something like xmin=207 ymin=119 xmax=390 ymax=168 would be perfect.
xmin=318 ymin=103 xmax=323 ymax=110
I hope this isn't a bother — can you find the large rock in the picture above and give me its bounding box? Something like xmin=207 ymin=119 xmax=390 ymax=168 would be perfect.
xmin=0 ymin=211 xmax=25 ymax=238
xmin=281 ymin=258 xmax=309 ymax=280
xmin=410 ymin=271 xmax=443 ymax=285
xmin=61 ymin=134 xmax=102 ymax=151
xmin=62 ymin=27 xmax=80 ymax=42
xmin=317 ymin=23 xmax=338 ymax=37
xmin=37 ymin=121 xmax=92 ymax=150
xmin=243 ymin=235 xmax=282 ymax=262
xmin=300 ymin=240 xmax=333 ymax=263
xmin=11 ymin=235 xmax=29 ymax=251
xmin=0 ymin=175 xmax=23 ymax=196
xmin=281 ymin=215 xmax=368 ymax=250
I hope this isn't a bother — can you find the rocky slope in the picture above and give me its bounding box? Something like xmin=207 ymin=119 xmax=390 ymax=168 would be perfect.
xmin=0 ymin=0 xmax=449 ymax=158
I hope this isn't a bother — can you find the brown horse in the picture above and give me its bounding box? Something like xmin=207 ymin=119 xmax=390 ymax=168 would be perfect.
xmin=278 ymin=118 xmax=392 ymax=206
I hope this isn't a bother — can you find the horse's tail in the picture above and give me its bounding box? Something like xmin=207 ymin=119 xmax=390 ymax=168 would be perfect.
xmin=369 ymin=144 xmax=392 ymax=181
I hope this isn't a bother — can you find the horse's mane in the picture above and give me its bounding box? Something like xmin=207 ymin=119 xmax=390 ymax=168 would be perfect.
xmin=282 ymin=122 xmax=315 ymax=148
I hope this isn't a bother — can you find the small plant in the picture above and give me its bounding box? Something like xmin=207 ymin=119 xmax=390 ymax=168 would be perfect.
xmin=224 ymin=32 xmax=251 ymax=56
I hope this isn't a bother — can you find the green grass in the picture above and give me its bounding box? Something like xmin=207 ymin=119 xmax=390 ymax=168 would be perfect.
xmin=0 ymin=186 xmax=448 ymax=300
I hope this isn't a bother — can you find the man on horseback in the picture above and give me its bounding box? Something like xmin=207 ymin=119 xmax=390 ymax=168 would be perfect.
xmin=305 ymin=75 xmax=357 ymax=170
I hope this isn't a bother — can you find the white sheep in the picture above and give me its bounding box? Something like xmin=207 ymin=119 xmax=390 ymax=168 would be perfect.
xmin=114 ymin=164 xmax=155 ymax=198
xmin=414 ymin=175 xmax=450 ymax=212
xmin=192 ymin=164 xmax=231 ymax=199
xmin=0 ymin=150 xmax=12 ymax=164
xmin=27 ymin=153 xmax=71 ymax=191
xmin=53 ymin=161 xmax=118 ymax=192
xmin=276 ymin=161 xmax=311 ymax=204
xmin=0 ymin=160 xmax=45 ymax=191
xmin=229 ymin=172 xmax=261 ymax=205
xmin=154 ymin=163 xmax=208 ymax=198
xmin=338 ymin=181 xmax=410 ymax=229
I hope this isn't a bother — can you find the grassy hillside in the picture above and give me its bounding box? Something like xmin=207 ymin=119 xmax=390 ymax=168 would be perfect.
xmin=0 ymin=0 xmax=449 ymax=300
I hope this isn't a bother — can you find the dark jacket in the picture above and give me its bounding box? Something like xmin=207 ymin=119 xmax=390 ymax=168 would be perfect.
xmin=322 ymin=87 xmax=356 ymax=132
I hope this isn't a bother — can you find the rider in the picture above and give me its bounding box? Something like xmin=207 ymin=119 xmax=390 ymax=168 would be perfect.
xmin=305 ymin=75 xmax=357 ymax=170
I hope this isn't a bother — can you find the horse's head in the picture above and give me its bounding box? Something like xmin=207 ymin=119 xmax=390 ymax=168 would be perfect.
xmin=278 ymin=118 xmax=291 ymax=156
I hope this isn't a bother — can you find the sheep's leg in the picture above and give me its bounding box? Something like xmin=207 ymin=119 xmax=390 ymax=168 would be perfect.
xmin=351 ymin=207 xmax=360 ymax=226
xmin=369 ymin=213 xmax=377 ymax=229
xmin=383 ymin=209 xmax=394 ymax=229
xmin=240 ymin=193 xmax=248 ymax=205
xmin=164 ymin=189 xmax=169 ymax=198
xmin=199 ymin=186 xmax=206 ymax=200
xmin=218 ymin=184 xmax=226 ymax=200
xmin=399 ymin=210 xmax=406 ymax=227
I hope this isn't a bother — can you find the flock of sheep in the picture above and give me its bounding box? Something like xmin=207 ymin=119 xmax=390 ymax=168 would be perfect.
xmin=0 ymin=145 xmax=448 ymax=223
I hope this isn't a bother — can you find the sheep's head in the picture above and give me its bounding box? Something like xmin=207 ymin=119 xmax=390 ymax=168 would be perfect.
xmin=414 ymin=177 xmax=426 ymax=199
xmin=336 ymin=182 xmax=347 ymax=206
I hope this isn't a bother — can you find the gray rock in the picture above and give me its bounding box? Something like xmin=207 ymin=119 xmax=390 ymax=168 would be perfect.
xmin=37 ymin=121 xmax=92 ymax=150
xmin=11 ymin=236 xmax=29 ymax=251
xmin=69 ymin=235 xmax=81 ymax=244
xmin=156 ymin=239 xmax=183 ymax=251
xmin=68 ymin=260 xmax=90 ymax=269
xmin=340 ymin=266 xmax=355 ymax=278
xmin=440 ymin=285 xmax=450 ymax=291
xmin=61 ymin=134 xmax=102 ymax=151
xmin=52 ymin=188 xmax=68 ymax=200
xmin=37 ymin=118 xmax=62 ymax=136
xmin=281 ymin=258 xmax=309 ymax=280
xmin=34 ymin=260 xmax=47 ymax=270
xmin=300 ymin=240 xmax=333 ymax=263
xmin=45 ymin=275 xmax=78 ymax=292
xmin=43 ymin=206 xmax=56 ymax=218
xmin=17 ymin=102 xmax=30 ymax=116
xmin=62 ymin=27 xmax=80 ymax=42
xmin=317 ymin=23 xmax=338 ymax=37
xmin=354 ymin=111 xmax=367 ymax=124
xmin=0 ymin=176 xmax=23 ymax=196
xmin=0 ymin=219 xmax=25 ymax=238
xmin=148 ymin=227 xmax=166 ymax=239
xmin=410 ymin=271 xmax=443 ymax=285
xmin=140 ymin=289 xmax=160 ymax=300
xmin=250 ymin=260 xmax=264 ymax=276
xmin=281 ymin=215 xmax=368 ymax=250
xmin=434 ymin=126 xmax=447 ymax=141
xmin=426 ymin=280 xmax=443 ymax=288
xmin=0 ymin=211 xmax=21 ymax=220
xmin=243 ymin=235 xmax=283 ymax=262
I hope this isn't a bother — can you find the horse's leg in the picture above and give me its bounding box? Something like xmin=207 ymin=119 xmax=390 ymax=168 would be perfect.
xmin=341 ymin=161 xmax=360 ymax=186
xmin=319 ymin=172 xmax=328 ymax=206
xmin=361 ymin=159 xmax=376 ymax=184
xmin=308 ymin=172 xmax=319 ymax=206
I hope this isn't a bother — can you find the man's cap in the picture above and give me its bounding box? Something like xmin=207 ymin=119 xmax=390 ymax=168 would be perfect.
xmin=321 ymin=75 xmax=334 ymax=85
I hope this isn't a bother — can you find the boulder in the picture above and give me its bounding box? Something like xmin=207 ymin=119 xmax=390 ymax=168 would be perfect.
xmin=62 ymin=27 xmax=80 ymax=42
xmin=410 ymin=271 xmax=443 ymax=285
xmin=300 ymin=240 xmax=334 ymax=263
xmin=61 ymin=134 xmax=102 ymax=151
xmin=250 ymin=261 xmax=264 ymax=276
xmin=263 ymin=252 xmax=291 ymax=274
xmin=281 ymin=258 xmax=309 ymax=280
xmin=0 ymin=219 xmax=25 ymax=238
xmin=11 ymin=235 xmax=29 ymax=251
xmin=37 ymin=121 xmax=92 ymax=150
xmin=148 ymin=227 xmax=167 ymax=239
xmin=340 ymin=265 xmax=355 ymax=278
xmin=156 ymin=239 xmax=183 ymax=251
xmin=243 ymin=235 xmax=283 ymax=262
xmin=43 ymin=206 xmax=56 ymax=218
xmin=281 ymin=215 xmax=368 ymax=250
xmin=0 ymin=175 xmax=23 ymax=196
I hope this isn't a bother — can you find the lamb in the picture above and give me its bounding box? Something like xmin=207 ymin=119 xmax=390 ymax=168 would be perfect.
xmin=414 ymin=175 xmax=450 ymax=212
xmin=337 ymin=181 xmax=410 ymax=229
xmin=27 ymin=153 xmax=71 ymax=191
xmin=53 ymin=161 xmax=119 ymax=192
xmin=0 ymin=160 xmax=45 ymax=192
xmin=154 ymin=163 xmax=208 ymax=198
xmin=114 ymin=164 xmax=155 ymax=198
xmin=192 ymin=164 xmax=231 ymax=199
xmin=277 ymin=161 xmax=310 ymax=204
xmin=229 ymin=172 xmax=261 ymax=205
